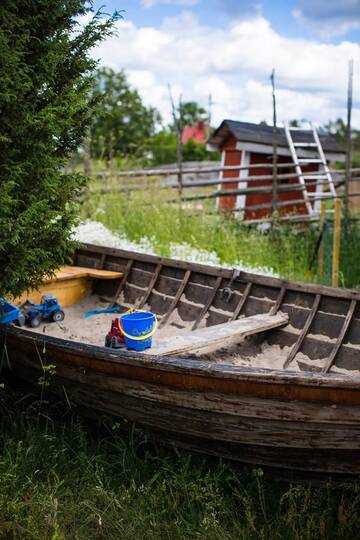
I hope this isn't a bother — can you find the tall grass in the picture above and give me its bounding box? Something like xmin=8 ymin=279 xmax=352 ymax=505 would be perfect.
xmin=1 ymin=391 xmax=360 ymax=539
xmin=81 ymin=184 xmax=322 ymax=282
xmin=81 ymin=182 xmax=360 ymax=287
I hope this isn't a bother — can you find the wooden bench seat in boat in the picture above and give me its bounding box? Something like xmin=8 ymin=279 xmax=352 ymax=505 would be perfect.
xmin=15 ymin=266 xmax=123 ymax=307
xmin=147 ymin=313 xmax=289 ymax=356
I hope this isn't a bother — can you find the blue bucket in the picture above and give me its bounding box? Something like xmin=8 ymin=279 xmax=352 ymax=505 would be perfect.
xmin=120 ymin=311 xmax=157 ymax=351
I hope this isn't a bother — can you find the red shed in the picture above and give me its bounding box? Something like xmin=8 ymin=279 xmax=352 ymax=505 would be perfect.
xmin=207 ymin=120 xmax=346 ymax=219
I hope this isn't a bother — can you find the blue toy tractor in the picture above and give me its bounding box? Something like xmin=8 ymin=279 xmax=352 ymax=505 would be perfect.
xmin=0 ymin=298 xmax=25 ymax=327
xmin=22 ymin=294 xmax=65 ymax=328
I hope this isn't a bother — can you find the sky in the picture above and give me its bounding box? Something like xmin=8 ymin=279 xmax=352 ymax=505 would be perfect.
xmin=90 ymin=0 xmax=360 ymax=128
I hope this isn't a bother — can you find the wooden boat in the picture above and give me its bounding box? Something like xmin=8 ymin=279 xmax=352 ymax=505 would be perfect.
xmin=1 ymin=242 xmax=360 ymax=475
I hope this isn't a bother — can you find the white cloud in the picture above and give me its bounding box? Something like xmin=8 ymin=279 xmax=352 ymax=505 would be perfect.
xmin=293 ymin=0 xmax=360 ymax=37
xmin=92 ymin=12 xmax=360 ymax=127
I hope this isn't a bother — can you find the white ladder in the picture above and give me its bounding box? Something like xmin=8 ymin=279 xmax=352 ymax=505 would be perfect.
xmin=284 ymin=122 xmax=337 ymax=215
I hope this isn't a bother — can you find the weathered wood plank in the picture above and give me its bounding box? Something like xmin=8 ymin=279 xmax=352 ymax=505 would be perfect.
xmin=122 ymin=281 xmax=147 ymax=306
xmin=126 ymin=266 xmax=154 ymax=288
xmin=12 ymin=358 xmax=360 ymax=454
xmin=24 ymin=374 xmax=360 ymax=450
xmin=147 ymin=313 xmax=288 ymax=356
xmin=283 ymin=294 xmax=321 ymax=369
xmin=230 ymin=282 xmax=252 ymax=321
xmin=25 ymin=360 xmax=360 ymax=424
xmin=139 ymin=263 xmax=162 ymax=308
xmin=91 ymin=253 xmax=107 ymax=293
xmin=158 ymin=432 xmax=360 ymax=475
xmin=156 ymin=273 xmax=183 ymax=297
xmin=7 ymin=327 xmax=360 ymax=395
xmin=159 ymin=270 xmax=191 ymax=328
xmin=269 ymin=286 xmax=286 ymax=315
xmin=96 ymin=252 xmax=107 ymax=269
xmin=344 ymin=317 xmax=360 ymax=345
xmin=146 ymin=289 xmax=173 ymax=316
xmin=192 ymin=276 xmax=223 ymax=330
xmin=322 ymin=299 xmax=357 ymax=373
xmin=80 ymin=243 xmax=360 ymax=302
xmin=250 ymin=283 xmax=279 ymax=302
xmin=111 ymin=259 xmax=133 ymax=305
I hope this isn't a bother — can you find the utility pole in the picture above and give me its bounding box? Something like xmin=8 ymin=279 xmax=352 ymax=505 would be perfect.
xmin=207 ymin=93 xmax=213 ymax=139
xmin=344 ymin=58 xmax=354 ymax=234
xmin=168 ymin=84 xmax=183 ymax=196
xmin=270 ymin=69 xmax=278 ymax=216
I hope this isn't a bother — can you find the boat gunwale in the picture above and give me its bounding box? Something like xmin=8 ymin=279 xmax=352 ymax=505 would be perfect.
xmin=2 ymin=324 xmax=360 ymax=391
xmin=80 ymin=242 xmax=360 ymax=302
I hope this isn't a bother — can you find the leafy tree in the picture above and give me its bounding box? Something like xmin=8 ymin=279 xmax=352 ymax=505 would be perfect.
xmin=183 ymin=139 xmax=220 ymax=162
xmin=146 ymin=129 xmax=220 ymax=165
xmin=323 ymin=118 xmax=360 ymax=167
xmin=178 ymin=101 xmax=208 ymax=127
xmin=145 ymin=130 xmax=177 ymax=165
xmin=90 ymin=68 xmax=161 ymax=162
xmin=168 ymin=100 xmax=209 ymax=134
xmin=323 ymin=118 xmax=347 ymax=140
xmin=0 ymin=1 xmax=119 ymax=298
xmin=289 ymin=119 xmax=303 ymax=127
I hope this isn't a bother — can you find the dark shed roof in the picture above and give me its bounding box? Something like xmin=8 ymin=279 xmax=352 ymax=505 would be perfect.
xmin=208 ymin=120 xmax=345 ymax=155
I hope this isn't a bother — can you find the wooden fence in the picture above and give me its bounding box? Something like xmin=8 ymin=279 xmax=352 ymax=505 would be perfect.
xmin=86 ymin=162 xmax=360 ymax=225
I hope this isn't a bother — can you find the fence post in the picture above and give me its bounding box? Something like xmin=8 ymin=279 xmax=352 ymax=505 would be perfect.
xmin=317 ymin=201 xmax=326 ymax=282
xmin=168 ymin=85 xmax=183 ymax=196
xmin=344 ymin=58 xmax=353 ymax=234
xmin=270 ymin=69 xmax=278 ymax=215
xmin=332 ymin=198 xmax=342 ymax=287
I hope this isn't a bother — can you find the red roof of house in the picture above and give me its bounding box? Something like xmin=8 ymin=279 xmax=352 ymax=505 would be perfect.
xmin=181 ymin=121 xmax=207 ymax=144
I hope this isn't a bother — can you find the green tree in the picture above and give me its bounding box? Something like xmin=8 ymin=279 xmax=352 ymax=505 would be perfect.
xmin=145 ymin=130 xmax=177 ymax=165
xmin=90 ymin=68 xmax=161 ymax=162
xmin=289 ymin=119 xmax=302 ymax=127
xmin=323 ymin=118 xmax=360 ymax=167
xmin=178 ymin=101 xmax=208 ymax=128
xmin=323 ymin=118 xmax=347 ymax=140
xmin=146 ymin=129 xmax=220 ymax=165
xmin=0 ymin=1 xmax=119 ymax=298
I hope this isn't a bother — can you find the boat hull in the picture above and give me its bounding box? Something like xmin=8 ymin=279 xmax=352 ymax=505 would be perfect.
xmin=3 ymin=325 xmax=360 ymax=475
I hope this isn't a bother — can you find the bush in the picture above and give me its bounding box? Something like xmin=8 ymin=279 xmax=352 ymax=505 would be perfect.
xmin=0 ymin=1 xmax=119 ymax=297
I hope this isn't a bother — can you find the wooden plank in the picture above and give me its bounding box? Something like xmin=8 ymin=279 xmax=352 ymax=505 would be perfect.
xmin=90 ymin=162 xmax=300 ymax=178
xmin=159 ymin=270 xmax=191 ymax=328
xmin=8 ymin=324 xmax=360 ymax=391
xmin=146 ymin=313 xmax=288 ymax=357
xmin=91 ymin=253 xmax=107 ymax=293
xmin=192 ymin=276 xmax=222 ymax=330
xmin=269 ymin=286 xmax=286 ymax=315
xmin=95 ymin=252 xmax=107 ymax=270
xmin=139 ymin=263 xmax=162 ymax=308
xmin=322 ymin=299 xmax=357 ymax=373
xmin=283 ymin=294 xmax=321 ymax=369
xmin=51 ymin=265 xmax=123 ymax=281
xmin=111 ymin=259 xmax=133 ymax=305
xmin=230 ymin=282 xmax=252 ymax=321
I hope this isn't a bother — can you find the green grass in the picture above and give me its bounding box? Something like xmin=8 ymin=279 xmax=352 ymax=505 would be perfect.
xmin=2 ymin=390 xmax=360 ymax=539
xmin=81 ymin=181 xmax=360 ymax=287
